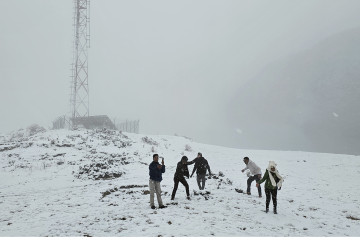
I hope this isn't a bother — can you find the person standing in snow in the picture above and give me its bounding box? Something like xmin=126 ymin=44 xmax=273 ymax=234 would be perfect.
xmin=241 ymin=157 xmax=262 ymax=197
xmin=171 ymin=156 xmax=191 ymax=200
xmin=190 ymin=152 xmax=212 ymax=190
xmin=256 ymin=161 xmax=284 ymax=214
xmin=149 ymin=154 xmax=167 ymax=209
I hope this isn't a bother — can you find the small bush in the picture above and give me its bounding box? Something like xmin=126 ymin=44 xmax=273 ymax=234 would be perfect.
xmin=142 ymin=136 xmax=158 ymax=146
xmin=185 ymin=144 xmax=193 ymax=152
xmin=27 ymin=124 xmax=46 ymax=136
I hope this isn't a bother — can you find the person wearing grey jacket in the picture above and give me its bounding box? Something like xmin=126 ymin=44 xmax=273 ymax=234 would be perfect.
xmin=241 ymin=157 xmax=262 ymax=197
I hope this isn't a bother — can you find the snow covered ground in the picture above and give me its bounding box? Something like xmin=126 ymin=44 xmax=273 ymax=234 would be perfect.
xmin=0 ymin=128 xmax=359 ymax=237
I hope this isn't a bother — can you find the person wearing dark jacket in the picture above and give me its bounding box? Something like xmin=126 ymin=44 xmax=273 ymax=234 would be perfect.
xmin=190 ymin=152 xmax=212 ymax=190
xmin=171 ymin=156 xmax=191 ymax=200
xmin=149 ymin=154 xmax=166 ymax=209
xmin=256 ymin=161 xmax=284 ymax=214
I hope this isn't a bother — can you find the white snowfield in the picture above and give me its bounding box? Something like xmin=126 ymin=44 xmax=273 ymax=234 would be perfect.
xmin=0 ymin=128 xmax=359 ymax=237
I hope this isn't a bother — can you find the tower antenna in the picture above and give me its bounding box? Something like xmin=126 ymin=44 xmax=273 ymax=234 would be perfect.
xmin=70 ymin=0 xmax=90 ymax=128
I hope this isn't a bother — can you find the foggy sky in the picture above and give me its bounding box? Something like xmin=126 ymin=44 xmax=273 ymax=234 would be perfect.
xmin=1 ymin=0 xmax=360 ymax=151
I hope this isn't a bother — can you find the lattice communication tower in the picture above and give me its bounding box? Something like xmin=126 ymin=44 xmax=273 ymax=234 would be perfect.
xmin=70 ymin=0 xmax=90 ymax=128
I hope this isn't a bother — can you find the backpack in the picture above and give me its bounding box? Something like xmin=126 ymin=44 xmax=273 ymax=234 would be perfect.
xmin=196 ymin=158 xmax=208 ymax=174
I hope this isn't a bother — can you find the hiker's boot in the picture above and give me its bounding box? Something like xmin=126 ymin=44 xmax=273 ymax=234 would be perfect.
xmin=159 ymin=205 xmax=167 ymax=209
xmin=187 ymin=196 xmax=191 ymax=200
xmin=247 ymin=192 xmax=251 ymax=195
xmin=151 ymin=205 xmax=155 ymax=209
xmin=273 ymin=207 xmax=277 ymax=214
xmin=265 ymin=208 xmax=269 ymax=213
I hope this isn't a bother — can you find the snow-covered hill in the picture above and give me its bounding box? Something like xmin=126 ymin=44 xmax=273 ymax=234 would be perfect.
xmin=0 ymin=128 xmax=359 ymax=237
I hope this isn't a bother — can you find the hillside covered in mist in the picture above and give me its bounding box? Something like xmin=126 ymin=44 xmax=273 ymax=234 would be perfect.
xmin=229 ymin=27 xmax=360 ymax=155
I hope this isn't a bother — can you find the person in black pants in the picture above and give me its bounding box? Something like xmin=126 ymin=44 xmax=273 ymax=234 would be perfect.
xmin=241 ymin=157 xmax=262 ymax=197
xmin=171 ymin=156 xmax=191 ymax=200
xmin=256 ymin=161 xmax=284 ymax=214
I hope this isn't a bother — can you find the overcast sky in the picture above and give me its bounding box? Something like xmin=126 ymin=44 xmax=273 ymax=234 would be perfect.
xmin=1 ymin=0 xmax=360 ymax=149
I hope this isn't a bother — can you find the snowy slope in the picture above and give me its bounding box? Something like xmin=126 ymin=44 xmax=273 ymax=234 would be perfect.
xmin=0 ymin=128 xmax=359 ymax=237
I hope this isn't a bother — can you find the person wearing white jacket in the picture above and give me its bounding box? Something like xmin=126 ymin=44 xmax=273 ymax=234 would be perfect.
xmin=241 ymin=157 xmax=262 ymax=197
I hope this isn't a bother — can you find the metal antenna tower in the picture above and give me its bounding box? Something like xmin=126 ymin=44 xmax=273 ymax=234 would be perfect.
xmin=70 ymin=0 xmax=90 ymax=128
